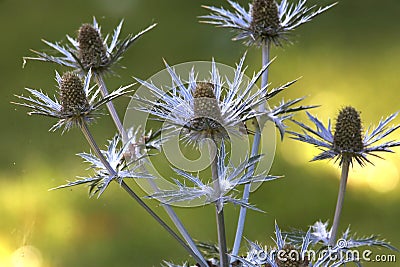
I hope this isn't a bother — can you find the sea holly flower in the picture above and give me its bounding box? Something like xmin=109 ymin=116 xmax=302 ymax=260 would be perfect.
xmin=289 ymin=106 xmax=400 ymax=166
xmin=288 ymin=221 xmax=398 ymax=250
xmin=24 ymin=17 xmax=156 ymax=74
xmin=51 ymin=135 xmax=152 ymax=197
xmin=14 ymin=70 xmax=133 ymax=132
xmin=231 ymin=222 xmax=312 ymax=267
xmin=232 ymin=222 xmax=396 ymax=267
xmin=134 ymin=54 xmax=302 ymax=145
xmin=200 ymin=0 xmax=336 ymax=46
xmin=289 ymin=106 xmax=400 ymax=247
xmin=148 ymin=142 xmax=281 ymax=212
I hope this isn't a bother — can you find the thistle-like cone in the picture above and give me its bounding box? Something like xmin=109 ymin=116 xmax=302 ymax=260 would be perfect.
xmin=77 ymin=24 xmax=108 ymax=69
xmin=193 ymin=82 xmax=222 ymax=122
xmin=189 ymin=82 xmax=227 ymax=140
xmin=333 ymin=106 xmax=364 ymax=154
xmin=250 ymin=0 xmax=280 ymax=38
xmin=60 ymin=72 xmax=89 ymax=114
xmin=273 ymin=244 xmax=309 ymax=267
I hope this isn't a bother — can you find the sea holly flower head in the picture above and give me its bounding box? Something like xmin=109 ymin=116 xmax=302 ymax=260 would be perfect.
xmin=285 ymin=221 xmax=398 ymax=266
xmin=289 ymin=106 xmax=400 ymax=166
xmin=14 ymin=70 xmax=133 ymax=132
xmin=24 ymin=17 xmax=156 ymax=74
xmin=234 ymin=222 xmax=397 ymax=267
xmin=231 ymin=222 xmax=312 ymax=267
xmin=148 ymin=142 xmax=281 ymax=212
xmin=51 ymin=135 xmax=152 ymax=197
xmin=201 ymin=0 xmax=336 ymax=46
xmin=134 ymin=54 xmax=298 ymax=145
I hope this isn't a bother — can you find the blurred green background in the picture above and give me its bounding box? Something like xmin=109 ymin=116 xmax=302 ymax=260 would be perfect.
xmin=1 ymin=0 xmax=400 ymax=266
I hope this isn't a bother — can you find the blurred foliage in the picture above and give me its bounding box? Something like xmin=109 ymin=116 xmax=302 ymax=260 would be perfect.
xmin=1 ymin=0 xmax=400 ymax=266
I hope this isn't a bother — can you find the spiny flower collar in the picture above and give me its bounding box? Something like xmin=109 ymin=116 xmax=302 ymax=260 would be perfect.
xmin=289 ymin=106 xmax=400 ymax=166
xmin=201 ymin=0 xmax=336 ymax=46
xmin=14 ymin=70 xmax=134 ymax=132
xmin=24 ymin=17 xmax=156 ymax=74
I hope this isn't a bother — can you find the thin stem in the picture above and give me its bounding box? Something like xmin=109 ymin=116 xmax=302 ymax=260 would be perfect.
xmin=232 ymin=40 xmax=271 ymax=259
xmin=209 ymin=142 xmax=229 ymax=267
xmin=94 ymin=73 xmax=128 ymax=142
xmin=329 ymin=158 xmax=350 ymax=247
xmin=119 ymin=181 xmax=207 ymax=266
xmin=79 ymin=119 xmax=115 ymax=175
xmin=78 ymin=119 xmax=206 ymax=266
xmin=93 ymin=73 xmax=207 ymax=266
xmin=261 ymin=41 xmax=271 ymax=92
xmin=152 ymin=188 xmax=209 ymax=267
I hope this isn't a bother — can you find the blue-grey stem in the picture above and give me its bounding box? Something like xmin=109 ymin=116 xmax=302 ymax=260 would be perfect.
xmin=93 ymin=74 xmax=207 ymax=267
xmin=77 ymin=119 xmax=206 ymax=265
xmin=329 ymin=158 xmax=350 ymax=247
xmin=231 ymin=41 xmax=270 ymax=260
xmin=94 ymin=73 xmax=128 ymax=142
xmin=209 ymin=142 xmax=229 ymax=267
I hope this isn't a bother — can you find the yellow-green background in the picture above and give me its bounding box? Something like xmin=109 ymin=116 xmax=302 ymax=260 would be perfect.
xmin=1 ymin=0 xmax=399 ymax=266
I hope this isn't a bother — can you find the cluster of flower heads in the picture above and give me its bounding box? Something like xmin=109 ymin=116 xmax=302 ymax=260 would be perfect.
xmin=235 ymin=221 xmax=397 ymax=267
xmin=16 ymin=1 xmax=400 ymax=266
xmin=16 ymin=17 xmax=160 ymax=196
xmin=201 ymin=0 xmax=336 ymax=46
xmin=165 ymin=221 xmax=397 ymax=267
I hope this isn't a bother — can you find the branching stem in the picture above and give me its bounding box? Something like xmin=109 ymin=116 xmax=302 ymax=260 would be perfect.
xmin=93 ymin=73 xmax=207 ymax=267
xmin=78 ymin=119 xmax=206 ymax=266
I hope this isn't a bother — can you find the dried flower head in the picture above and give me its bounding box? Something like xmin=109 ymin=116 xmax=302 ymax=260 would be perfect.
xmin=289 ymin=107 xmax=400 ymax=166
xmin=250 ymin=0 xmax=280 ymax=41
xmin=191 ymin=82 xmax=227 ymax=140
xmin=14 ymin=70 xmax=133 ymax=132
xmin=77 ymin=23 xmax=108 ymax=70
xmin=333 ymin=106 xmax=363 ymax=155
xmin=59 ymin=72 xmax=90 ymax=114
xmin=24 ymin=17 xmax=156 ymax=74
xmin=134 ymin=54 xmax=300 ymax=145
xmin=201 ymin=0 xmax=336 ymax=46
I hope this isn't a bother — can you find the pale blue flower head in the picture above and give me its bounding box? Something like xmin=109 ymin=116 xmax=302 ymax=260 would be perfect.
xmin=289 ymin=106 xmax=400 ymax=166
xmin=14 ymin=70 xmax=133 ymax=132
xmin=201 ymin=0 xmax=336 ymax=46
xmin=24 ymin=17 xmax=156 ymax=74
xmin=134 ymin=54 xmax=299 ymax=145
xmin=148 ymin=141 xmax=281 ymax=212
xmin=51 ymin=135 xmax=152 ymax=197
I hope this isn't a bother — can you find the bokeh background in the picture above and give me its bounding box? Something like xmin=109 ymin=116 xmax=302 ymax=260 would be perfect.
xmin=1 ymin=0 xmax=400 ymax=266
